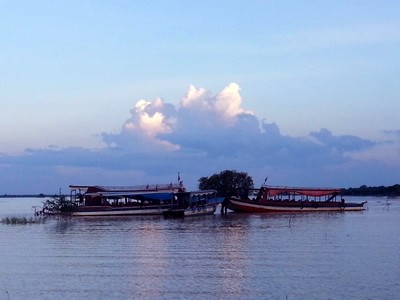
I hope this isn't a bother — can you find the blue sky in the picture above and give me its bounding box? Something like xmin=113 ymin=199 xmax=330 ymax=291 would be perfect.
xmin=1 ymin=1 xmax=399 ymax=194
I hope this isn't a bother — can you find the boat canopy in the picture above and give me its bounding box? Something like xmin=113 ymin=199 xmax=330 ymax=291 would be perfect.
xmin=263 ymin=186 xmax=341 ymax=197
xmin=70 ymin=183 xmax=184 ymax=194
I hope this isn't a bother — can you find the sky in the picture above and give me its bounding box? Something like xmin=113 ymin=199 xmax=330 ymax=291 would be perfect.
xmin=0 ymin=1 xmax=399 ymax=194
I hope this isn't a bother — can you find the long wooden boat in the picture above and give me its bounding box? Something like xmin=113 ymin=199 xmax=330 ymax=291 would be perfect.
xmin=226 ymin=185 xmax=366 ymax=213
xmin=44 ymin=183 xmax=185 ymax=216
xmin=163 ymin=190 xmax=224 ymax=218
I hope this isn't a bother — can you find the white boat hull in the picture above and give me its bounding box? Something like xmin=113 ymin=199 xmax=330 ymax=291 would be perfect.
xmin=70 ymin=206 xmax=169 ymax=216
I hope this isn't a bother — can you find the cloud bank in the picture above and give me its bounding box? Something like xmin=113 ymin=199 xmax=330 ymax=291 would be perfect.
xmin=1 ymin=83 xmax=399 ymax=193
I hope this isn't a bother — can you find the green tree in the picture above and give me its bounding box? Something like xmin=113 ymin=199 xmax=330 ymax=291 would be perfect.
xmin=198 ymin=170 xmax=254 ymax=198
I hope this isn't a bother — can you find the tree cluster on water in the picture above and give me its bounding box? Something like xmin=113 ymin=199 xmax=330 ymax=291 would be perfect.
xmin=198 ymin=170 xmax=254 ymax=198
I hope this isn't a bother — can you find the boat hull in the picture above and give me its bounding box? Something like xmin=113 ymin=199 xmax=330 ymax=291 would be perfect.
xmin=227 ymin=199 xmax=366 ymax=213
xmin=163 ymin=204 xmax=218 ymax=218
xmin=184 ymin=204 xmax=218 ymax=216
xmin=70 ymin=205 xmax=170 ymax=216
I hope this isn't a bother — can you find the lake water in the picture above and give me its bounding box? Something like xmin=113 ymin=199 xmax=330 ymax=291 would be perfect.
xmin=0 ymin=197 xmax=399 ymax=300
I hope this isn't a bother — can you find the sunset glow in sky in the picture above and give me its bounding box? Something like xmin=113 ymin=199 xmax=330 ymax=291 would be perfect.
xmin=1 ymin=1 xmax=399 ymax=193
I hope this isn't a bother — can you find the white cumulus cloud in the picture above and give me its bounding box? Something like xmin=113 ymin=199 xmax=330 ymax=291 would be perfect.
xmin=214 ymin=82 xmax=253 ymax=125
xmin=180 ymin=82 xmax=254 ymax=127
xmin=104 ymin=83 xmax=255 ymax=151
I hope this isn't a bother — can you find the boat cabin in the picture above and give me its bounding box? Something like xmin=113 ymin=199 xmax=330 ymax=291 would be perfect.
xmin=171 ymin=190 xmax=220 ymax=209
xmin=252 ymin=186 xmax=342 ymax=203
xmin=69 ymin=184 xmax=185 ymax=207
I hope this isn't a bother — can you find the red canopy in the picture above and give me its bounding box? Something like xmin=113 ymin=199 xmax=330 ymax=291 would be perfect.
xmin=265 ymin=187 xmax=340 ymax=197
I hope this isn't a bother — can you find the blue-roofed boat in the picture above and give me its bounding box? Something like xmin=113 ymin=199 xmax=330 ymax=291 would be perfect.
xmin=43 ymin=183 xmax=185 ymax=216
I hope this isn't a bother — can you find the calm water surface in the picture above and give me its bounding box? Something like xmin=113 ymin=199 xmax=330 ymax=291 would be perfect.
xmin=0 ymin=197 xmax=399 ymax=300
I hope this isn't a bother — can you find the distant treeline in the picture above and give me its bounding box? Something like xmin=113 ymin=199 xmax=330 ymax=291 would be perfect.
xmin=0 ymin=194 xmax=60 ymax=198
xmin=1 ymin=184 xmax=400 ymax=198
xmin=342 ymin=184 xmax=400 ymax=197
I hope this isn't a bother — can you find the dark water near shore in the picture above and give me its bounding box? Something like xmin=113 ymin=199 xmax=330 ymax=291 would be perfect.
xmin=1 ymin=197 xmax=399 ymax=299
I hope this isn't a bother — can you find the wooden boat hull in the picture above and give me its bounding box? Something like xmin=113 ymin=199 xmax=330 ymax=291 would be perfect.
xmin=70 ymin=205 xmax=170 ymax=216
xmin=227 ymin=198 xmax=366 ymax=213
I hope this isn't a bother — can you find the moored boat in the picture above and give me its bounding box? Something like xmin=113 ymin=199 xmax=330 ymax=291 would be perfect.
xmin=226 ymin=185 xmax=366 ymax=213
xmin=163 ymin=190 xmax=224 ymax=217
xmin=43 ymin=183 xmax=185 ymax=216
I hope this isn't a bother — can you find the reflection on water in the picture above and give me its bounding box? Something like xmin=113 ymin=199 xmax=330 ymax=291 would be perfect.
xmin=0 ymin=197 xmax=399 ymax=299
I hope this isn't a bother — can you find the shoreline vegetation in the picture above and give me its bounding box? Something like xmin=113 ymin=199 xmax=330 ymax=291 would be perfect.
xmin=1 ymin=216 xmax=46 ymax=225
xmin=0 ymin=193 xmax=51 ymax=198
xmin=341 ymin=184 xmax=400 ymax=197
xmin=0 ymin=184 xmax=399 ymax=198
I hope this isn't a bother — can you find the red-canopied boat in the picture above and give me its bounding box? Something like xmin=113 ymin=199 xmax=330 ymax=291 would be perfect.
xmin=226 ymin=185 xmax=366 ymax=213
